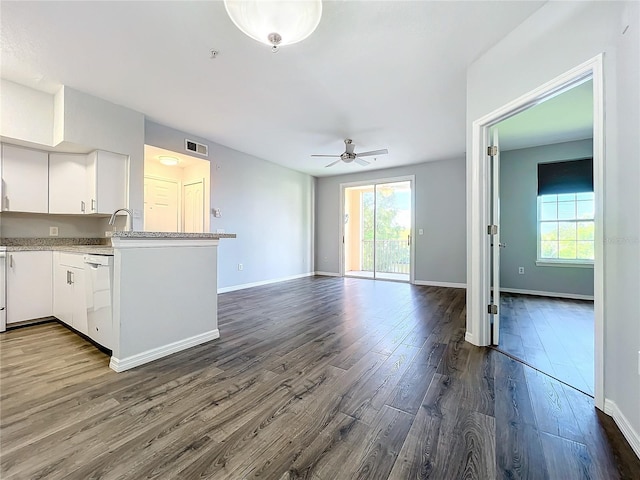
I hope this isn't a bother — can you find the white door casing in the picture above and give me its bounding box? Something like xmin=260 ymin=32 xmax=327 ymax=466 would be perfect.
xmin=466 ymin=54 xmax=604 ymax=409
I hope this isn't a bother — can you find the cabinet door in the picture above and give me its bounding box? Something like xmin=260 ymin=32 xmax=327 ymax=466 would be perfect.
xmin=6 ymin=251 xmax=53 ymax=323
xmin=87 ymin=150 xmax=128 ymax=214
xmin=1 ymin=144 xmax=48 ymax=213
xmin=49 ymin=153 xmax=88 ymax=214
xmin=70 ymin=267 xmax=88 ymax=335
xmin=53 ymin=262 xmax=73 ymax=326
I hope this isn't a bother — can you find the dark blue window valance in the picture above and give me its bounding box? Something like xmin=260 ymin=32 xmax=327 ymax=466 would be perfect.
xmin=538 ymin=158 xmax=593 ymax=195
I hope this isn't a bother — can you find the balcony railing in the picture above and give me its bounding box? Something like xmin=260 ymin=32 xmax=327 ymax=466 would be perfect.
xmin=361 ymin=239 xmax=410 ymax=274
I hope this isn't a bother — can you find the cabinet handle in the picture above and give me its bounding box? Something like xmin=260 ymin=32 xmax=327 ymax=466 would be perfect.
xmin=91 ymin=199 xmax=96 ymax=211
xmin=70 ymin=271 xmax=74 ymax=285
xmin=407 ymin=234 xmax=411 ymax=246
xmin=81 ymin=201 xmax=86 ymax=213
xmin=66 ymin=270 xmax=71 ymax=285
xmin=3 ymin=196 xmax=8 ymax=210
xmin=9 ymin=254 xmax=13 ymax=268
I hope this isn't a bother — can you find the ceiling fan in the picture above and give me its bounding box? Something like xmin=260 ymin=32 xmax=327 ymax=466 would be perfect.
xmin=311 ymin=139 xmax=389 ymax=168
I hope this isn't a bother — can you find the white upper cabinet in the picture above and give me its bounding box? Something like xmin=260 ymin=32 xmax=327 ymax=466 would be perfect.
xmin=86 ymin=150 xmax=128 ymax=214
xmin=49 ymin=153 xmax=88 ymax=214
xmin=1 ymin=144 xmax=49 ymax=213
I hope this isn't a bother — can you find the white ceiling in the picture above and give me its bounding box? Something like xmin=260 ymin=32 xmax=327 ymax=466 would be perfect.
xmin=497 ymin=80 xmax=593 ymax=151
xmin=1 ymin=1 xmax=547 ymax=177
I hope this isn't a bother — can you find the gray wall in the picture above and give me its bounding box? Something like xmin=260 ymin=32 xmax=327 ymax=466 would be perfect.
xmin=145 ymin=120 xmax=315 ymax=289
xmin=315 ymin=158 xmax=466 ymax=284
xmin=500 ymin=139 xmax=594 ymax=296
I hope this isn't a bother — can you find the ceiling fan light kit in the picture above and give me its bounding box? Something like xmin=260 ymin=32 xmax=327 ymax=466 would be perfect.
xmin=224 ymin=0 xmax=323 ymax=52
xmin=311 ymin=139 xmax=389 ymax=168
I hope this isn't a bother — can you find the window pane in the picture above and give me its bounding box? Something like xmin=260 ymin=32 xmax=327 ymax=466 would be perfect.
xmin=558 ymin=201 xmax=576 ymax=220
xmin=540 ymin=222 xmax=558 ymax=240
xmin=541 ymin=194 xmax=557 ymax=203
xmin=557 ymin=193 xmax=576 ymax=202
xmin=559 ymin=241 xmax=577 ymax=259
xmin=577 ymin=241 xmax=595 ymax=260
xmin=558 ymin=222 xmax=577 ymax=240
xmin=541 ymin=241 xmax=558 ymax=258
xmin=577 ymin=200 xmax=594 ymax=219
xmin=541 ymin=202 xmax=557 ymax=221
xmin=577 ymin=221 xmax=595 ymax=240
xmin=576 ymin=192 xmax=594 ymax=201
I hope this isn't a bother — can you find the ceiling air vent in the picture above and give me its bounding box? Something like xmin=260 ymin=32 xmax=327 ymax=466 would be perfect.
xmin=185 ymin=139 xmax=209 ymax=157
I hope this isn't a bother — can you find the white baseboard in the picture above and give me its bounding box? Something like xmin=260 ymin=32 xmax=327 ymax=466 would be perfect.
xmin=314 ymin=271 xmax=341 ymax=277
xmin=414 ymin=280 xmax=467 ymax=289
xmin=218 ymin=272 xmax=315 ymax=293
xmin=604 ymin=399 xmax=640 ymax=459
xmin=500 ymin=287 xmax=593 ymax=301
xmin=109 ymin=329 xmax=220 ymax=372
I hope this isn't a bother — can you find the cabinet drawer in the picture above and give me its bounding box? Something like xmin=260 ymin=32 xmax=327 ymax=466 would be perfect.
xmin=58 ymin=252 xmax=85 ymax=269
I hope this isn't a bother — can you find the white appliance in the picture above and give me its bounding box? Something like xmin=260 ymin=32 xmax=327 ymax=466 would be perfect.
xmin=0 ymin=247 xmax=6 ymax=333
xmin=83 ymin=254 xmax=114 ymax=349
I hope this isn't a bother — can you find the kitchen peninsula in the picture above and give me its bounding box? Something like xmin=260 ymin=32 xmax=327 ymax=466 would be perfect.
xmin=108 ymin=231 xmax=236 ymax=372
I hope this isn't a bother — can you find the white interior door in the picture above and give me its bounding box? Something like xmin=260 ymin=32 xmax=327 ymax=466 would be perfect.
xmin=144 ymin=176 xmax=179 ymax=232
xmin=183 ymin=180 xmax=205 ymax=233
xmin=491 ymin=129 xmax=501 ymax=345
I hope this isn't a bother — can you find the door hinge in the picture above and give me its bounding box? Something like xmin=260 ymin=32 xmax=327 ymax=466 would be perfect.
xmin=488 ymin=304 xmax=498 ymax=315
xmin=487 ymin=224 xmax=498 ymax=235
xmin=487 ymin=145 xmax=498 ymax=156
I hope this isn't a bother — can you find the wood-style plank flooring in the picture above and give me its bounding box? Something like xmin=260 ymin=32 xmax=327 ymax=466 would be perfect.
xmin=1 ymin=277 xmax=638 ymax=479
xmin=497 ymin=293 xmax=595 ymax=396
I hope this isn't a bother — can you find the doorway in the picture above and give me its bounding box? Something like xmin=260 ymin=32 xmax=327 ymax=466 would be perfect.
xmin=468 ymin=55 xmax=604 ymax=408
xmin=341 ymin=177 xmax=414 ymax=282
xmin=143 ymin=145 xmax=211 ymax=233
xmin=488 ymin=79 xmax=596 ymax=395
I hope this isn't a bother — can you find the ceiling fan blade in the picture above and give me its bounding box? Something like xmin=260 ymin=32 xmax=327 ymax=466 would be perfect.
xmin=311 ymin=154 xmax=341 ymax=158
xmin=355 ymin=158 xmax=370 ymax=166
xmin=356 ymin=149 xmax=388 ymax=157
xmin=325 ymin=159 xmax=342 ymax=168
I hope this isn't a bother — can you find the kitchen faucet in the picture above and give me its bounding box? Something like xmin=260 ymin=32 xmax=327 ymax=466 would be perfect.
xmin=109 ymin=208 xmax=133 ymax=231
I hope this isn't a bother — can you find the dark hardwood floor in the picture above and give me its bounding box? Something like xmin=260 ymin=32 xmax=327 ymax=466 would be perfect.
xmin=1 ymin=277 xmax=638 ymax=479
xmin=497 ymin=293 xmax=595 ymax=396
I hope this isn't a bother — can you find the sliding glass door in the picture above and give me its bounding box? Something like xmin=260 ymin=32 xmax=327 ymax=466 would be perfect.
xmin=343 ymin=179 xmax=412 ymax=282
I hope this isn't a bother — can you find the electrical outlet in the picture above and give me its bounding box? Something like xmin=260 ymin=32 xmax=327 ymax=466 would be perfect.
xmin=213 ymin=208 xmax=222 ymax=217
xmin=216 ymin=228 xmax=225 ymax=234
xmin=238 ymin=263 xmax=243 ymax=271
xmin=518 ymin=267 xmax=525 ymax=275
xmin=49 ymin=226 xmax=59 ymax=237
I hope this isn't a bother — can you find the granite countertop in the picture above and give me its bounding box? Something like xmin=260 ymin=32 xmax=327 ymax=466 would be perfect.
xmin=106 ymin=231 xmax=237 ymax=239
xmin=4 ymin=245 xmax=114 ymax=254
xmin=0 ymin=237 xmax=113 ymax=254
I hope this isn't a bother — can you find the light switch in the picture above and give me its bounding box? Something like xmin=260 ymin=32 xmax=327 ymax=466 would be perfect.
xmin=213 ymin=208 xmax=222 ymax=217
xmin=418 ymin=229 xmax=424 ymax=235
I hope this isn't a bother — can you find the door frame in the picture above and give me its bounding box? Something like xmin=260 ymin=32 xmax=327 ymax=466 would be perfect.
xmin=466 ymin=54 xmax=604 ymax=409
xmin=339 ymin=175 xmax=416 ymax=284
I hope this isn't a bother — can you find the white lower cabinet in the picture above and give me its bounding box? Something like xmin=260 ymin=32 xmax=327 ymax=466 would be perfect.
xmin=6 ymin=251 xmax=53 ymax=324
xmin=52 ymin=253 xmax=87 ymax=335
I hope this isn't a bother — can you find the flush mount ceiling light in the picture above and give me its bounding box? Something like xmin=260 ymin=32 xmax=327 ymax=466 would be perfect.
xmin=159 ymin=156 xmax=179 ymax=166
xmin=224 ymin=0 xmax=322 ymax=52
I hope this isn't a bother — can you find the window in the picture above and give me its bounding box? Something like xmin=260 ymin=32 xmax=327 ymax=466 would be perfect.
xmin=538 ymin=192 xmax=594 ymax=264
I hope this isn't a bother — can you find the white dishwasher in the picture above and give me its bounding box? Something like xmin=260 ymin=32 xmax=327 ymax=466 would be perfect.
xmin=83 ymin=254 xmax=114 ymax=350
